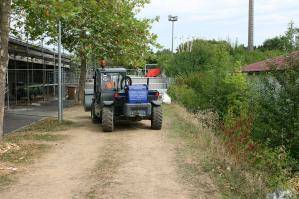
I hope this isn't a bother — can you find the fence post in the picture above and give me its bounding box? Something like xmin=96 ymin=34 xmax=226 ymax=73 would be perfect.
xmin=26 ymin=35 xmax=30 ymax=105
xmin=58 ymin=20 xmax=63 ymax=122
xmin=14 ymin=53 xmax=17 ymax=105
xmin=53 ymin=50 xmax=56 ymax=97
xmin=6 ymin=69 xmax=9 ymax=110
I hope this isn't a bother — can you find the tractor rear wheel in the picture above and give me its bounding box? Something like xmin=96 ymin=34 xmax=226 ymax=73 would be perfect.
xmin=151 ymin=106 xmax=162 ymax=130
xmin=102 ymin=106 xmax=114 ymax=132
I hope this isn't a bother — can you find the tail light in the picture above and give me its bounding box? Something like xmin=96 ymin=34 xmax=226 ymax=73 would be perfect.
xmin=113 ymin=92 xmax=120 ymax=100
xmin=154 ymin=92 xmax=160 ymax=100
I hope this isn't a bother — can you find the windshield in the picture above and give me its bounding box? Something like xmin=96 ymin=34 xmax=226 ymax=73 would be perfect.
xmin=101 ymin=73 xmax=123 ymax=91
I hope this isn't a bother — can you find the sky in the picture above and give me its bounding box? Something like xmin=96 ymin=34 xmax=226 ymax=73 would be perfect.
xmin=138 ymin=0 xmax=299 ymax=50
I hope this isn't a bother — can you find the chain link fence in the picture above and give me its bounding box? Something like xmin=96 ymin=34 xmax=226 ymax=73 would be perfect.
xmin=5 ymin=68 xmax=77 ymax=106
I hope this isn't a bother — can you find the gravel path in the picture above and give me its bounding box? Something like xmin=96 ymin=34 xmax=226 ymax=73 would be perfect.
xmin=0 ymin=106 xmax=218 ymax=199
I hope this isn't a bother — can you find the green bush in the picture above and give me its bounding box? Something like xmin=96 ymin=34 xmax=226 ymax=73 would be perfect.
xmin=162 ymin=39 xmax=231 ymax=76
xmin=170 ymin=70 xmax=250 ymax=122
xmin=159 ymin=35 xmax=299 ymax=191
xmin=168 ymin=85 xmax=200 ymax=112
xmin=222 ymin=73 xmax=250 ymax=125
xmin=251 ymin=57 xmax=299 ymax=160
xmin=251 ymin=146 xmax=296 ymax=189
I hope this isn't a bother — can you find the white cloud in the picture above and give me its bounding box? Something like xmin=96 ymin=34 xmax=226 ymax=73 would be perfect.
xmin=139 ymin=0 xmax=299 ymax=49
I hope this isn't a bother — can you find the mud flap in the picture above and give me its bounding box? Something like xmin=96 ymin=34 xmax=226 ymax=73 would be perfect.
xmin=84 ymin=89 xmax=94 ymax=111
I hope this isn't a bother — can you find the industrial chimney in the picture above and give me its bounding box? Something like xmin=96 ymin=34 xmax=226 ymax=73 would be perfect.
xmin=248 ymin=0 xmax=254 ymax=51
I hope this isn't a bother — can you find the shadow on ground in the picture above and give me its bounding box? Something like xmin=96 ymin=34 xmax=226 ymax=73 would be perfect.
xmin=81 ymin=115 xmax=152 ymax=133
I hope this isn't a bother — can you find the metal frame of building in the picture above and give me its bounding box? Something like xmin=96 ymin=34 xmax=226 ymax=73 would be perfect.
xmin=5 ymin=37 xmax=78 ymax=108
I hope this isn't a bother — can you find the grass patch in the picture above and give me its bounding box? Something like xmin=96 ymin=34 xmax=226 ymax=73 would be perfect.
xmin=4 ymin=118 xmax=75 ymax=143
xmin=0 ymin=143 xmax=49 ymax=165
xmin=0 ymin=174 xmax=13 ymax=188
xmin=164 ymin=104 xmax=268 ymax=198
xmin=5 ymin=132 xmax=67 ymax=143
xmin=201 ymin=159 xmax=266 ymax=199
xmin=20 ymin=118 xmax=77 ymax=133
xmin=84 ymin=142 xmax=126 ymax=199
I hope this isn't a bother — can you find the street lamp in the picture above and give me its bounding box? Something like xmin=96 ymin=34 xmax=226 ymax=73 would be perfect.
xmin=168 ymin=15 xmax=178 ymax=53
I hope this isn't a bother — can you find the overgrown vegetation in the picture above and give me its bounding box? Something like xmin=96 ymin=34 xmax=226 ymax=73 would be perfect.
xmin=259 ymin=22 xmax=299 ymax=52
xmin=158 ymin=23 xmax=299 ymax=195
xmin=165 ymin=105 xmax=267 ymax=198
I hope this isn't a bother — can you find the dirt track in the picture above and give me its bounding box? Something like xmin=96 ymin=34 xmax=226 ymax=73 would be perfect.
xmin=0 ymin=106 xmax=218 ymax=199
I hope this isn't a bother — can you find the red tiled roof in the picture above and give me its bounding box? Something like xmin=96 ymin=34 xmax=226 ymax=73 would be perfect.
xmin=242 ymin=51 xmax=299 ymax=73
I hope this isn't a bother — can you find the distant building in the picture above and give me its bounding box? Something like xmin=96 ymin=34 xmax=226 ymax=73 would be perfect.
xmin=242 ymin=51 xmax=299 ymax=74
xmin=242 ymin=51 xmax=299 ymax=93
xmin=6 ymin=37 xmax=76 ymax=105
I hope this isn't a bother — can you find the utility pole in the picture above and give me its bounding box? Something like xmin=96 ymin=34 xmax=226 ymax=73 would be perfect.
xmin=168 ymin=15 xmax=178 ymax=53
xmin=248 ymin=0 xmax=254 ymax=51
xmin=58 ymin=20 xmax=63 ymax=122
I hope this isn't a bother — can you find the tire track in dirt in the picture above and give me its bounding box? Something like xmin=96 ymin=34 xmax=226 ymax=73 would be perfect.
xmin=82 ymin=119 xmax=191 ymax=199
xmin=0 ymin=106 xmax=219 ymax=199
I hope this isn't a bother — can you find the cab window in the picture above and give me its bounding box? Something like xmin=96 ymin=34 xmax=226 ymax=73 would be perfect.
xmin=101 ymin=73 xmax=122 ymax=91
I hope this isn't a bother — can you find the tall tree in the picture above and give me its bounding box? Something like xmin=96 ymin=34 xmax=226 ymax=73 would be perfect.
xmin=14 ymin=0 xmax=157 ymax=102
xmin=259 ymin=22 xmax=299 ymax=52
xmin=0 ymin=0 xmax=12 ymax=140
xmin=59 ymin=0 xmax=157 ymax=101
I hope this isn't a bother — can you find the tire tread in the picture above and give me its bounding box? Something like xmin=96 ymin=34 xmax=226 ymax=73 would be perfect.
xmin=102 ymin=107 xmax=114 ymax=132
xmin=151 ymin=106 xmax=163 ymax=130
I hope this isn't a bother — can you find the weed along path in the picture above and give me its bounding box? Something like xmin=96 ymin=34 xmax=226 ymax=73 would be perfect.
xmin=0 ymin=105 xmax=219 ymax=199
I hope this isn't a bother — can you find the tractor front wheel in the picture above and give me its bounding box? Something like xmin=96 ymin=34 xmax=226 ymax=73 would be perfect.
xmin=151 ymin=106 xmax=162 ymax=130
xmin=102 ymin=106 xmax=114 ymax=132
xmin=91 ymin=103 xmax=100 ymax=124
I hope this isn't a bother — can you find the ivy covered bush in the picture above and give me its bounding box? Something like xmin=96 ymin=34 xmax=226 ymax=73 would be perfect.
xmin=158 ymin=35 xmax=299 ymax=189
xmin=252 ymin=57 xmax=299 ymax=160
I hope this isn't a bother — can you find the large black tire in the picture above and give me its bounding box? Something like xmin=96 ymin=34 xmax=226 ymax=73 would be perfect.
xmin=102 ymin=106 xmax=114 ymax=132
xmin=151 ymin=106 xmax=163 ymax=130
xmin=91 ymin=104 xmax=100 ymax=124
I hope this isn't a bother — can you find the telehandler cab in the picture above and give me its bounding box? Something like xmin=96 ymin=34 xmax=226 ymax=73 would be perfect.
xmin=84 ymin=68 xmax=162 ymax=132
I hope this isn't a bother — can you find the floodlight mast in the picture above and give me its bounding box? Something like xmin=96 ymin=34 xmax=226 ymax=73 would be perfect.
xmin=168 ymin=15 xmax=178 ymax=53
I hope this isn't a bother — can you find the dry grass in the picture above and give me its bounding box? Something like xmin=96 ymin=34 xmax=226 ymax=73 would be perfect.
xmin=19 ymin=118 xmax=78 ymax=133
xmin=84 ymin=141 xmax=126 ymax=199
xmin=0 ymin=141 xmax=50 ymax=188
xmin=288 ymin=177 xmax=299 ymax=195
xmin=164 ymin=104 xmax=268 ymax=198
xmin=0 ymin=118 xmax=75 ymax=188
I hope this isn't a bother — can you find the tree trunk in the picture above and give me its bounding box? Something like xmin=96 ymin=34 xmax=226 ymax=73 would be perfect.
xmin=78 ymin=51 xmax=87 ymax=103
xmin=0 ymin=0 xmax=11 ymax=140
